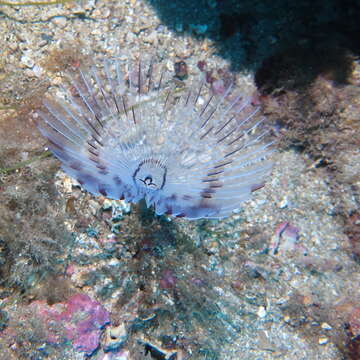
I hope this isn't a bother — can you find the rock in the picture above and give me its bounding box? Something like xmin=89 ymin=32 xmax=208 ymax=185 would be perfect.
xmin=103 ymin=323 xmax=127 ymax=351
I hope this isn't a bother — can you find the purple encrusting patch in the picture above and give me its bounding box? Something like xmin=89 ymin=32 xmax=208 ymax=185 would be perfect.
xmin=31 ymin=293 xmax=110 ymax=355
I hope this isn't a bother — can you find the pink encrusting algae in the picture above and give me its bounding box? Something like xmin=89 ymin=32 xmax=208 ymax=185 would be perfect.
xmin=31 ymin=293 xmax=110 ymax=355
xmin=35 ymin=58 xmax=274 ymax=219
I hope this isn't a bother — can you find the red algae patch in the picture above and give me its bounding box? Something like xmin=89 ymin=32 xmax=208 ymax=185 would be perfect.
xmin=0 ymin=293 xmax=110 ymax=355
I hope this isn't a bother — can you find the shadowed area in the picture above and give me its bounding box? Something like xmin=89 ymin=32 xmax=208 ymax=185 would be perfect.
xmin=146 ymin=0 xmax=360 ymax=87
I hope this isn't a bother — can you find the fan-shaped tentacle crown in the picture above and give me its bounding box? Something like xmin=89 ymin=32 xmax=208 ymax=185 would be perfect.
xmin=36 ymin=58 xmax=274 ymax=219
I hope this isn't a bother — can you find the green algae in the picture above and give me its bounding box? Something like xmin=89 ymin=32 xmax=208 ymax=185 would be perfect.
xmin=0 ymin=150 xmax=51 ymax=175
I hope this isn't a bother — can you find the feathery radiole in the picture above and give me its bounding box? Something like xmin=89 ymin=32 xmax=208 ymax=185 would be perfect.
xmin=35 ymin=58 xmax=274 ymax=219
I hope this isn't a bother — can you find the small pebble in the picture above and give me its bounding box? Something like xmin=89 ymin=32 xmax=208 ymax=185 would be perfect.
xmin=52 ymin=16 xmax=67 ymax=28
xmin=212 ymin=79 xmax=226 ymax=95
xmin=88 ymin=199 xmax=100 ymax=215
xmin=38 ymin=40 xmax=48 ymax=48
xmin=21 ymin=54 xmax=34 ymax=68
xmin=257 ymin=306 xmax=267 ymax=318
xmin=103 ymin=324 xmax=127 ymax=351
xmin=102 ymin=8 xmax=111 ymax=18
xmin=102 ymin=199 xmax=113 ymax=211
xmin=165 ymin=60 xmax=174 ymax=72
xmin=9 ymin=42 xmax=18 ymax=51
xmin=321 ymin=322 xmax=332 ymax=330
xmin=278 ymin=197 xmax=288 ymax=208
xmin=143 ymin=31 xmax=158 ymax=45
xmin=24 ymin=69 xmax=36 ymax=78
xmin=32 ymin=65 xmax=43 ymax=78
